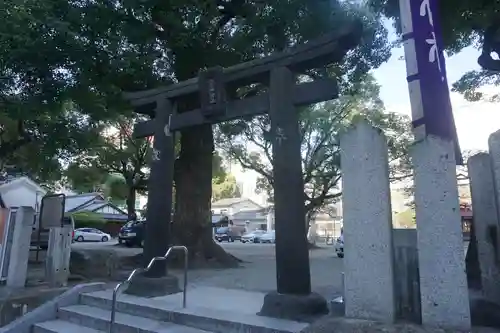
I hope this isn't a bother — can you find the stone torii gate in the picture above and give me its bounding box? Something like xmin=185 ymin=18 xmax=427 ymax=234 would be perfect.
xmin=124 ymin=21 xmax=362 ymax=318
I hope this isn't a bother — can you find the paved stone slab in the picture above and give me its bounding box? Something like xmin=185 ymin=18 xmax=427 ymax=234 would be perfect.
xmin=33 ymin=320 xmax=103 ymax=333
xmin=153 ymin=286 xmax=265 ymax=314
xmin=59 ymin=304 xmax=212 ymax=333
xmin=81 ymin=287 xmax=308 ymax=333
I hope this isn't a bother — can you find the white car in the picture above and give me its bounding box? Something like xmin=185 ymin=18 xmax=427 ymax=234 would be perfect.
xmin=74 ymin=228 xmax=111 ymax=242
xmin=260 ymin=230 xmax=275 ymax=243
xmin=334 ymin=234 xmax=344 ymax=258
xmin=240 ymin=230 xmax=266 ymax=243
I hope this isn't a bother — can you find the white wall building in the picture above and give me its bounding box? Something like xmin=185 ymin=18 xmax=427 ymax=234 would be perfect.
xmin=0 ymin=177 xmax=47 ymax=210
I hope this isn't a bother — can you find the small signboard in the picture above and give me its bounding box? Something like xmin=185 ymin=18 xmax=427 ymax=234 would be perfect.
xmin=0 ymin=208 xmax=16 ymax=282
xmin=199 ymin=66 xmax=226 ymax=119
xmin=39 ymin=194 xmax=66 ymax=229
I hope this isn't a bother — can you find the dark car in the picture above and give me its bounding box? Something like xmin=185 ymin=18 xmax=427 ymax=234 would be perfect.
xmin=215 ymin=227 xmax=242 ymax=242
xmin=118 ymin=220 xmax=145 ymax=247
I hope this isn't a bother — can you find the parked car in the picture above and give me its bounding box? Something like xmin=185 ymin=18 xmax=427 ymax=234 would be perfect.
xmin=118 ymin=220 xmax=145 ymax=247
xmin=31 ymin=215 xmax=75 ymax=250
xmin=334 ymin=233 xmax=344 ymax=258
xmin=74 ymin=228 xmax=111 ymax=242
xmin=260 ymin=230 xmax=275 ymax=244
xmin=215 ymin=227 xmax=242 ymax=242
xmin=241 ymin=230 xmax=266 ymax=243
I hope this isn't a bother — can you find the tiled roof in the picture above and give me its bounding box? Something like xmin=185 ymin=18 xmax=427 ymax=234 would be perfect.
xmin=65 ymin=193 xmax=104 ymax=212
xmin=211 ymin=197 xmax=247 ymax=207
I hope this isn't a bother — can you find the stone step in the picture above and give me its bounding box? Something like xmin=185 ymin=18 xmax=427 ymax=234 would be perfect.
xmin=80 ymin=290 xmax=308 ymax=333
xmin=58 ymin=304 xmax=214 ymax=333
xmin=33 ymin=320 xmax=104 ymax=333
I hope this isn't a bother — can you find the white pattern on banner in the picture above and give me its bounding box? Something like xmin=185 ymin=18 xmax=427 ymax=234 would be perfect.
xmin=420 ymin=0 xmax=444 ymax=81
xmin=275 ymin=127 xmax=286 ymax=145
xmin=152 ymin=148 xmax=160 ymax=161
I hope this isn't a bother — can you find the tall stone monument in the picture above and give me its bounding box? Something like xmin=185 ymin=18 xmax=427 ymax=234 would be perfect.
xmin=467 ymin=153 xmax=500 ymax=303
xmin=340 ymin=121 xmax=396 ymax=322
xmin=399 ymin=0 xmax=470 ymax=329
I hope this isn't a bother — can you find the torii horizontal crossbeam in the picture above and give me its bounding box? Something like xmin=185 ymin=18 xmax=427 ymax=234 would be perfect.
xmin=133 ymin=77 xmax=338 ymax=138
xmin=124 ymin=21 xmax=362 ymax=109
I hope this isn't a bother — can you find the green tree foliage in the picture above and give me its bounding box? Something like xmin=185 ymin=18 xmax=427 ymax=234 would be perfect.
xmin=212 ymin=174 xmax=241 ymax=202
xmin=394 ymin=209 xmax=416 ymax=229
xmin=217 ymin=75 xmax=413 ymax=218
xmin=0 ymin=0 xmax=165 ymax=181
xmin=211 ymin=151 xmax=241 ymax=201
xmin=158 ymin=0 xmax=392 ymax=262
xmin=2 ymin=0 xmax=392 ymax=263
xmin=65 ymin=117 xmax=151 ymax=218
xmin=103 ymin=174 xmax=129 ymax=206
xmin=368 ymin=0 xmax=500 ymax=101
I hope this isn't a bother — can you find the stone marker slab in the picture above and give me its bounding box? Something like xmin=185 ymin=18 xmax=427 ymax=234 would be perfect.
xmin=412 ymin=136 xmax=470 ymax=329
xmin=488 ymin=130 xmax=500 ymax=260
xmin=340 ymin=121 xmax=396 ymax=323
xmin=45 ymin=226 xmax=72 ymax=288
xmin=6 ymin=207 xmax=35 ymax=288
xmin=468 ymin=153 xmax=500 ymax=303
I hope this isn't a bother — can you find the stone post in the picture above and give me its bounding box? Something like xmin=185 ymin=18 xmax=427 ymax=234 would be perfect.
xmin=467 ymin=153 xmax=500 ymax=303
xmin=413 ymin=136 xmax=470 ymax=329
xmin=488 ymin=130 xmax=500 ymax=259
xmin=45 ymin=225 xmax=72 ymax=287
xmin=259 ymin=66 xmax=328 ymax=321
xmin=6 ymin=207 xmax=35 ymax=288
xmin=340 ymin=121 xmax=396 ymax=323
xmin=125 ymin=97 xmax=179 ymax=297
xmin=266 ymin=209 xmax=274 ymax=232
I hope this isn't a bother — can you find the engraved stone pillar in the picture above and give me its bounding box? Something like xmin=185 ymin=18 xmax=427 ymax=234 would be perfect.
xmin=6 ymin=207 xmax=35 ymax=288
xmin=45 ymin=225 xmax=72 ymax=287
xmin=340 ymin=121 xmax=396 ymax=323
xmin=488 ymin=130 xmax=500 ymax=259
xmin=413 ymin=136 xmax=470 ymax=329
xmin=468 ymin=153 xmax=500 ymax=303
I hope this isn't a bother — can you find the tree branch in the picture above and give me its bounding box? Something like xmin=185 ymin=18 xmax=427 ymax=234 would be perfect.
xmin=478 ymin=22 xmax=500 ymax=72
xmin=233 ymin=153 xmax=273 ymax=184
xmin=0 ymin=121 xmax=34 ymax=159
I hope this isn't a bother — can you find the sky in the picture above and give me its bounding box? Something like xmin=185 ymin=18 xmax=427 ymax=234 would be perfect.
xmin=231 ymin=23 xmax=499 ymax=202
xmin=374 ymin=37 xmax=498 ymax=152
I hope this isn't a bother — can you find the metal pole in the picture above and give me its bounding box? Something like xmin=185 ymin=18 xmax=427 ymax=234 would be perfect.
xmin=340 ymin=272 xmax=345 ymax=304
xmin=183 ymin=246 xmax=188 ymax=308
xmin=109 ymin=246 xmax=189 ymax=332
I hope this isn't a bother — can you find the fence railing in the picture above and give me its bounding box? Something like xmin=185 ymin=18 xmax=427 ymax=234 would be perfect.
xmin=109 ymin=245 xmax=188 ymax=333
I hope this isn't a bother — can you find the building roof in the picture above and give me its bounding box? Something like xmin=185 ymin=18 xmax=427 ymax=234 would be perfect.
xmin=78 ymin=202 xmax=108 ymax=212
xmin=65 ymin=193 xmax=105 ymax=212
xmin=65 ymin=193 xmax=128 ymax=217
xmin=211 ymin=197 xmax=262 ymax=208
xmin=0 ymin=176 xmax=47 ymax=195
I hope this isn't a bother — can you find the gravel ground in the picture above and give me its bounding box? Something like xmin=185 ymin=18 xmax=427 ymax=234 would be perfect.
xmin=168 ymin=243 xmax=344 ymax=301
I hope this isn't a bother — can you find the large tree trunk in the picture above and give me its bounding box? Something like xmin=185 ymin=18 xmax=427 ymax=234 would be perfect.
xmin=126 ymin=185 xmax=137 ymax=220
xmin=173 ymin=125 xmax=240 ymax=267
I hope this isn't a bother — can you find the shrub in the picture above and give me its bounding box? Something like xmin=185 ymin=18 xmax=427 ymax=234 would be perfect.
xmin=69 ymin=211 xmax=107 ymax=230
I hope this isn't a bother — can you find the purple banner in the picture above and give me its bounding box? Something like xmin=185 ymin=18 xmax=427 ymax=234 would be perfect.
xmin=403 ymin=0 xmax=460 ymax=149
